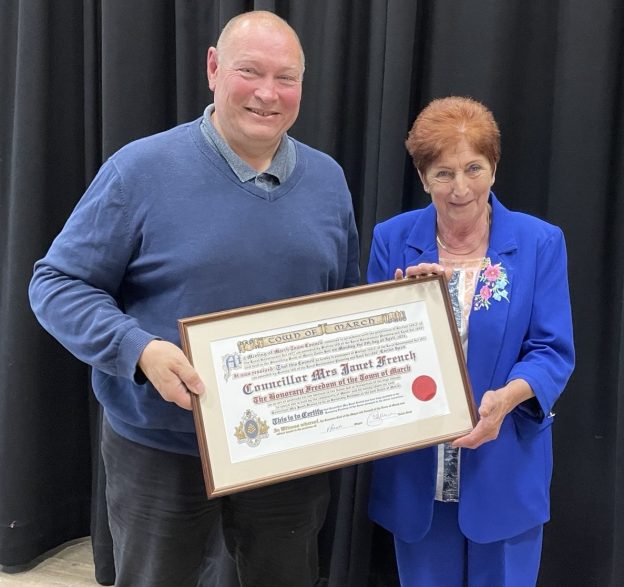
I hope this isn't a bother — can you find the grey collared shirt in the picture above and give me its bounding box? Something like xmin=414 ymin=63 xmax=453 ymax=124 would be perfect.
xmin=200 ymin=104 xmax=296 ymax=191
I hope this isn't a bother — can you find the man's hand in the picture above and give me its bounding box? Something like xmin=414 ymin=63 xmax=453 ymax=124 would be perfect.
xmin=138 ymin=340 xmax=205 ymax=410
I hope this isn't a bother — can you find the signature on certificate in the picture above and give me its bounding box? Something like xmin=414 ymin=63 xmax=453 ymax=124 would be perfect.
xmin=325 ymin=422 xmax=344 ymax=433
xmin=366 ymin=410 xmax=399 ymax=427
xmin=323 ymin=420 xmax=365 ymax=434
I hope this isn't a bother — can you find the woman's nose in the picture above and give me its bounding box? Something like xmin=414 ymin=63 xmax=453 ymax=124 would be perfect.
xmin=452 ymin=172 xmax=469 ymax=195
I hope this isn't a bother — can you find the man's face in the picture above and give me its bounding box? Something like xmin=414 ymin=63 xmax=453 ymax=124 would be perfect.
xmin=207 ymin=20 xmax=303 ymax=158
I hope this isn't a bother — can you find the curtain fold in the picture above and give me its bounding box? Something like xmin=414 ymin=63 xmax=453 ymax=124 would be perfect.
xmin=1 ymin=0 xmax=93 ymax=568
xmin=2 ymin=1 xmax=623 ymax=585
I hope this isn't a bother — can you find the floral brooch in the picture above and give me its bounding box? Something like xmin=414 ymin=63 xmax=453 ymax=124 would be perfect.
xmin=473 ymin=258 xmax=510 ymax=311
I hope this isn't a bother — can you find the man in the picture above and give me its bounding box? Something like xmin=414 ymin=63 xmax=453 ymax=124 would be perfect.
xmin=29 ymin=11 xmax=360 ymax=587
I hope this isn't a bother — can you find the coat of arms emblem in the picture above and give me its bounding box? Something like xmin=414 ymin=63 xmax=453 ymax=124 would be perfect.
xmin=234 ymin=409 xmax=269 ymax=447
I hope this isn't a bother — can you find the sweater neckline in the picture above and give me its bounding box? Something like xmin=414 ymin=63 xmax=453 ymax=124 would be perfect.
xmin=189 ymin=118 xmax=305 ymax=202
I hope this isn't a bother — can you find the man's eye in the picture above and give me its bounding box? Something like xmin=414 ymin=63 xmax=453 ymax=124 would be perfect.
xmin=276 ymin=75 xmax=298 ymax=86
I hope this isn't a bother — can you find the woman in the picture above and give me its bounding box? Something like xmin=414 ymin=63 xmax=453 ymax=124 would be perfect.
xmin=367 ymin=96 xmax=574 ymax=586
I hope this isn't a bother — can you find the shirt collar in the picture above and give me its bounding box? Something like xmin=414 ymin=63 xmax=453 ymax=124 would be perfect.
xmin=200 ymin=104 xmax=295 ymax=187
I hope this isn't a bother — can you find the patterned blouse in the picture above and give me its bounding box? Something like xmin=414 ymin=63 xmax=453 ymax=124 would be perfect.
xmin=435 ymin=256 xmax=483 ymax=502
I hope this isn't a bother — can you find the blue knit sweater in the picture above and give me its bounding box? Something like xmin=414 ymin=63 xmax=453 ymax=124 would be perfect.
xmin=29 ymin=118 xmax=360 ymax=455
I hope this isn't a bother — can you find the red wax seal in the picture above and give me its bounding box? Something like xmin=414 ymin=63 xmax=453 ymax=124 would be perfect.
xmin=411 ymin=375 xmax=437 ymax=401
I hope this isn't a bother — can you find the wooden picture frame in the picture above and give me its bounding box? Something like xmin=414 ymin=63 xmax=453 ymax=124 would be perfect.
xmin=178 ymin=275 xmax=477 ymax=498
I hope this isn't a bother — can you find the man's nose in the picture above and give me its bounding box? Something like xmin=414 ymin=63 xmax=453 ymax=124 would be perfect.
xmin=254 ymin=77 xmax=278 ymax=101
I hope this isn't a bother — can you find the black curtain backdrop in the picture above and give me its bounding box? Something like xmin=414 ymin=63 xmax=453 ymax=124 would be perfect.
xmin=2 ymin=1 xmax=623 ymax=585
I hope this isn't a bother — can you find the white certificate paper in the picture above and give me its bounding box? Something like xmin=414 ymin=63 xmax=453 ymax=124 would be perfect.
xmin=212 ymin=301 xmax=449 ymax=463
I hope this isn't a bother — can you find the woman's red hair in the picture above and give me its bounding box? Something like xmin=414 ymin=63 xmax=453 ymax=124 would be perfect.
xmin=405 ymin=96 xmax=501 ymax=172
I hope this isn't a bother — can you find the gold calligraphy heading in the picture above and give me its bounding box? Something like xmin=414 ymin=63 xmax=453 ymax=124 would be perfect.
xmin=237 ymin=311 xmax=406 ymax=353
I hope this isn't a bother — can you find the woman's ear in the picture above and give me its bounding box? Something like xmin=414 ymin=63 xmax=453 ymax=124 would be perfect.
xmin=417 ymin=169 xmax=429 ymax=194
xmin=490 ymin=164 xmax=497 ymax=186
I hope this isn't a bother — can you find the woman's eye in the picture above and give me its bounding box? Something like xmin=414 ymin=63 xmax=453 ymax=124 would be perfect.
xmin=468 ymin=165 xmax=483 ymax=175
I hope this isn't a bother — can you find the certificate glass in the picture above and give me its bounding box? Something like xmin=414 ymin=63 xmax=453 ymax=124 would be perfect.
xmin=178 ymin=276 xmax=477 ymax=498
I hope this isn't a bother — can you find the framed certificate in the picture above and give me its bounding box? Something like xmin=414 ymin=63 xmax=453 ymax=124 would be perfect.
xmin=178 ymin=275 xmax=477 ymax=498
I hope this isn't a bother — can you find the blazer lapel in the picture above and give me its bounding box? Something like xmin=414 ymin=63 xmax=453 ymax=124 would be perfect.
xmin=400 ymin=195 xmax=518 ymax=400
xmin=466 ymin=195 xmax=517 ymax=400
xmin=404 ymin=202 xmax=438 ymax=266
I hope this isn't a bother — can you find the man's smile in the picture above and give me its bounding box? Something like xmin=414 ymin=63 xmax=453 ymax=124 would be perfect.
xmin=246 ymin=107 xmax=278 ymax=117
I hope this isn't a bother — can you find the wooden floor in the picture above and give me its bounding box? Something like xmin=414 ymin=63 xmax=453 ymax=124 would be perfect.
xmin=0 ymin=537 xmax=99 ymax=586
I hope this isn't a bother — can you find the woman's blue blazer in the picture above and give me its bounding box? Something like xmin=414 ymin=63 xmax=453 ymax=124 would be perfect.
xmin=367 ymin=193 xmax=575 ymax=543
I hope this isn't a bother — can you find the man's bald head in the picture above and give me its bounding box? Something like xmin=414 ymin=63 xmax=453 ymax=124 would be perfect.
xmin=216 ymin=11 xmax=305 ymax=74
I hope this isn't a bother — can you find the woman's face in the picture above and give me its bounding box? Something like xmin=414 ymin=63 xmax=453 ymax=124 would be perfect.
xmin=419 ymin=138 xmax=495 ymax=229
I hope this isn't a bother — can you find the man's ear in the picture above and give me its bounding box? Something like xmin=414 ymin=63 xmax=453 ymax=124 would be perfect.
xmin=207 ymin=47 xmax=218 ymax=91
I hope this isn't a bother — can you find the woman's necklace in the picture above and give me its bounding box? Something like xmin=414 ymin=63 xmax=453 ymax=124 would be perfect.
xmin=436 ymin=233 xmax=484 ymax=256
xmin=436 ymin=208 xmax=491 ymax=256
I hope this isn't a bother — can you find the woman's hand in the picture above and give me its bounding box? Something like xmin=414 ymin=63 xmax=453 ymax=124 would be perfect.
xmin=452 ymin=379 xmax=535 ymax=449
xmin=452 ymin=390 xmax=507 ymax=449
xmin=137 ymin=340 xmax=206 ymax=410
xmin=394 ymin=263 xmax=449 ymax=280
